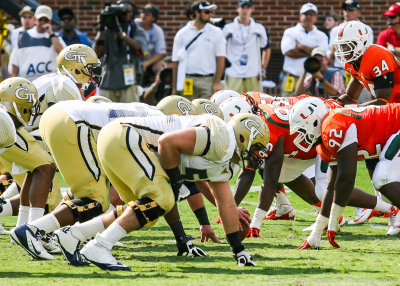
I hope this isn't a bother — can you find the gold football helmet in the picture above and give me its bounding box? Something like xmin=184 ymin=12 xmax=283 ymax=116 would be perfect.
xmin=192 ymin=98 xmax=224 ymax=120
xmin=57 ymin=44 xmax=102 ymax=90
xmin=0 ymin=77 xmax=39 ymax=127
xmin=228 ymin=113 xmax=270 ymax=168
xmin=86 ymin=95 xmax=112 ymax=103
xmin=0 ymin=105 xmax=16 ymax=149
xmin=156 ymin=95 xmax=198 ymax=115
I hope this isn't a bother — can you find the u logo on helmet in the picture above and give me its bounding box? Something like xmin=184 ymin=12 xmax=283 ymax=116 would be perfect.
xmin=244 ymin=118 xmax=263 ymax=139
xmin=15 ymin=87 xmax=36 ymax=103
xmin=64 ymin=50 xmax=87 ymax=63
xmin=177 ymin=101 xmax=191 ymax=115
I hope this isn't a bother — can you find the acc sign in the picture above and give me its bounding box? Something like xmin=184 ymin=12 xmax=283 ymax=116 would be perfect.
xmin=64 ymin=50 xmax=87 ymax=63
xmin=15 ymin=87 xmax=36 ymax=103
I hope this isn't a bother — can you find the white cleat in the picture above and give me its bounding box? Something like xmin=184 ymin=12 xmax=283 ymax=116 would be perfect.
xmin=53 ymin=226 xmax=89 ymax=266
xmin=81 ymin=234 xmax=130 ymax=271
xmin=0 ymin=223 xmax=9 ymax=235
xmin=348 ymin=208 xmax=383 ymax=225
xmin=40 ymin=233 xmax=61 ymax=254
xmin=386 ymin=207 xmax=400 ymax=235
xmin=10 ymin=224 xmax=54 ymax=260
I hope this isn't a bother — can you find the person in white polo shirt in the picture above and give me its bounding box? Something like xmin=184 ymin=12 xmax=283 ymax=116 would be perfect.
xmin=171 ymin=1 xmax=226 ymax=99
xmin=10 ymin=5 xmax=66 ymax=81
xmin=280 ymin=3 xmax=328 ymax=97
xmin=223 ymin=0 xmax=267 ymax=94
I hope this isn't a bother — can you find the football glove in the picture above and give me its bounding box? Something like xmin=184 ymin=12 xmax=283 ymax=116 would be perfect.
xmin=246 ymin=227 xmax=260 ymax=238
xmin=177 ymin=240 xmax=207 ymax=257
xmin=327 ymin=229 xmax=340 ymax=248
xmin=298 ymin=234 xmax=321 ymax=250
xmin=234 ymin=249 xmax=256 ymax=267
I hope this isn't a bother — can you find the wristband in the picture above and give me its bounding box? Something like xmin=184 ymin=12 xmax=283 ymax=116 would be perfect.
xmin=49 ymin=33 xmax=56 ymax=38
xmin=261 ymin=69 xmax=267 ymax=75
xmin=345 ymin=94 xmax=358 ymax=103
xmin=377 ymin=97 xmax=389 ymax=103
xmin=226 ymin=231 xmax=244 ymax=254
xmin=194 ymin=207 xmax=210 ymax=225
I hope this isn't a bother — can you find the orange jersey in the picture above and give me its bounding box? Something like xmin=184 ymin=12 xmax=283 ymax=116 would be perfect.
xmin=317 ymin=104 xmax=400 ymax=163
xmin=258 ymin=104 xmax=318 ymax=160
xmin=344 ymin=44 xmax=400 ymax=103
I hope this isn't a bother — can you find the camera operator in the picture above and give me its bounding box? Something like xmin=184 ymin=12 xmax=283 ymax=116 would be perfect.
xmin=94 ymin=0 xmax=147 ymax=103
xmin=142 ymin=56 xmax=173 ymax=105
xmin=294 ymin=47 xmax=345 ymax=98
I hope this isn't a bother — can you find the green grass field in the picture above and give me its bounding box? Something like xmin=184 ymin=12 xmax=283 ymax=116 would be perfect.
xmin=0 ymin=162 xmax=399 ymax=286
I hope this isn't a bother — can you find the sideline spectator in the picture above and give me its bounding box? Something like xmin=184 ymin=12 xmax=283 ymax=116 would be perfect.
xmin=94 ymin=0 xmax=147 ymax=103
xmin=280 ymin=3 xmax=328 ymax=97
xmin=329 ymin=0 xmax=373 ymax=69
xmin=294 ymin=47 xmax=345 ymax=98
xmin=10 ymin=6 xmax=35 ymax=51
xmin=377 ymin=4 xmax=400 ymax=58
xmin=57 ymin=8 xmax=93 ymax=47
xmin=223 ymin=0 xmax=267 ymax=94
xmin=171 ymin=1 xmax=225 ymax=99
xmin=322 ymin=12 xmax=340 ymax=41
xmin=10 ymin=5 xmax=66 ymax=81
xmin=135 ymin=3 xmax=166 ymax=87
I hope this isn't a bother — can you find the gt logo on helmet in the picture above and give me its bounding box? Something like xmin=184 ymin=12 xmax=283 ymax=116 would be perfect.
xmin=244 ymin=118 xmax=264 ymax=139
xmin=177 ymin=101 xmax=192 ymax=115
xmin=64 ymin=50 xmax=87 ymax=63
xmin=203 ymin=103 xmax=218 ymax=114
xmin=15 ymin=87 xmax=36 ymax=103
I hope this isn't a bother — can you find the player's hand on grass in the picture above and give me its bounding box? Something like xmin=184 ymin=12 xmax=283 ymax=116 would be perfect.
xmin=200 ymin=225 xmax=220 ymax=243
xmin=177 ymin=238 xmax=207 ymax=257
xmin=327 ymin=229 xmax=340 ymax=248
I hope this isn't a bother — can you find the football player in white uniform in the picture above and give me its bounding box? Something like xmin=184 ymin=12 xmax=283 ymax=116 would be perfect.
xmin=79 ymin=112 xmax=269 ymax=270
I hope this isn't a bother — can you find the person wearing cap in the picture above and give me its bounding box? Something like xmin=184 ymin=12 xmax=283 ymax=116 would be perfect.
xmin=171 ymin=1 xmax=226 ymax=99
xmin=378 ymin=4 xmax=400 ymax=58
xmin=295 ymin=47 xmax=345 ymax=98
xmin=329 ymin=0 xmax=373 ymax=69
xmin=135 ymin=3 xmax=167 ymax=87
xmin=222 ymin=0 xmax=268 ymax=94
xmin=57 ymin=8 xmax=93 ymax=47
xmin=280 ymin=3 xmax=328 ymax=97
xmin=9 ymin=6 xmax=35 ymax=51
xmin=9 ymin=5 xmax=66 ymax=81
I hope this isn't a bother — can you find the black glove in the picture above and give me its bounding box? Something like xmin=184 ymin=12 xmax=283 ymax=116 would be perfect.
xmin=234 ymin=249 xmax=257 ymax=267
xmin=177 ymin=238 xmax=207 ymax=257
xmin=165 ymin=167 xmax=183 ymax=202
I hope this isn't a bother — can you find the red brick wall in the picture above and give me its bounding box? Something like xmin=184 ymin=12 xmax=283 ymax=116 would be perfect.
xmin=5 ymin=0 xmax=393 ymax=51
xmin=3 ymin=1 xmax=394 ymax=91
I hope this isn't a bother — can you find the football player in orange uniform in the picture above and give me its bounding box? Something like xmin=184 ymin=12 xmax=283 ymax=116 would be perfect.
xmin=290 ymin=97 xmax=400 ymax=250
xmin=334 ymin=20 xmax=400 ymax=105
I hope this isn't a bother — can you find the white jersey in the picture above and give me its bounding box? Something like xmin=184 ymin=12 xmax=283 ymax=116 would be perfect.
xmin=53 ymin=100 xmax=164 ymax=130
xmin=33 ymin=73 xmax=81 ymax=100
xmin=115 ymin=114 xmax=239 ymax=182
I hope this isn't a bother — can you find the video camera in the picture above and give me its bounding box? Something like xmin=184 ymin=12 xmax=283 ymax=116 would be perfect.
xmin=303 ymin=57 xmax=321 ymax=74
xmin=100 ymin=2 xmax=127 ymax=31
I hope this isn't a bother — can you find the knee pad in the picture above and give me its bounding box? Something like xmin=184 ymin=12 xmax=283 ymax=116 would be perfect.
xmin=63 ymin=197 xmax=103 ymax=223
xmin=128 ymin=197 xmax=165 ymax=228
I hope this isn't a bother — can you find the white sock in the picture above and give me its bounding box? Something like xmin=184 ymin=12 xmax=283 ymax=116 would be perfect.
xmin=16 ymin=205 xmax=30 ymax=227
xmin=2 ymin=182 xmax=20 ymax=199
xmin=276 ymin=189 xmax=291 ymax=206
xmin=328 ymin=203 xmax=345 ymax=232
xmin=71 ymin=216 xmax=105 ymax=242
xmin=0 ymin=199 xmax=13 ymax=217
xmin=374 ymin=197 xmax=392 ymax=213
xmin=250 ymin=207 xmax=267 ymax=229
xmin=97 ymin=222 xmax=127 ymax=250
xmin=28 ymin=207 xmax=45 ymax=223
xmin=29 ymin=214 xmax=60 ymax=234
xmin=310 ymin=214 xmax=329 ymax=237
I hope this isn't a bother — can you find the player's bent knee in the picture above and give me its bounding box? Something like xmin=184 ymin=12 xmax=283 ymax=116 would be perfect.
xmin=128 ymin=197 xmax=165 ymax=228
xmin=63 ymin=197 xmax=104 ymax=223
